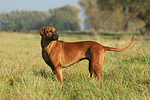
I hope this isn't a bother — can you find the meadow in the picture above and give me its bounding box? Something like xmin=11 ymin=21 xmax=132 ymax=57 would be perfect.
xmin=0 ymin=31 xmax=150 ymax=100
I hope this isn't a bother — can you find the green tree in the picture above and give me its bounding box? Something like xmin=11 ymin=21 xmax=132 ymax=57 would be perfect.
xmin=97 ymin=0 xmax=150 ymax=32
xmin=0 ymin=10 xmax=51 ymax=30
xmin=47 ymin=5 xmax=82 ymax=31
xmin=79 ymin=0 xmax=109 ymax=31
xmin=79 ymin=0 xmax=113 ymax=38
xmin=0 ymin=5 xmax=82 ymax=31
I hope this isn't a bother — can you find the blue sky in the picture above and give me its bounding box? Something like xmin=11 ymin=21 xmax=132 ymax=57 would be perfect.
xmin=0 ymin=0 xmax=84 ymax=29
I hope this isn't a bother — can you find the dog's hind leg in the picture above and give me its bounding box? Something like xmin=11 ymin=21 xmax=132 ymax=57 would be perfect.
xmin=93 ymin=65 xmax=103 ymax=80
xmin=91 ymin=51 xmax=105 ymax=80
xmin=89 ymin=61 xmax=96 ymax=78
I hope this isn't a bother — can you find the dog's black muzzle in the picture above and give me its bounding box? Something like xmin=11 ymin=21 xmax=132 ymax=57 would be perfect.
xmin=49 ymin=33 xmax=59 ymax=41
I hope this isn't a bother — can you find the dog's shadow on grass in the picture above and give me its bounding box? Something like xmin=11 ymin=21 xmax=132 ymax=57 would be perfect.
xmin=33 ymin=69 xmax=55 ymax=80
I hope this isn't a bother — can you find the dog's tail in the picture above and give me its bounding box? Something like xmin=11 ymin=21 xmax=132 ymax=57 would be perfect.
xmin=103 ymin=35 xmax=134 ymax=52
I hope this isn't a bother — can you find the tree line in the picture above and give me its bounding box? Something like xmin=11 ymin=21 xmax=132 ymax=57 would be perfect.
xmin=0 ymin=1 xmax=150 ymax=34
xmin=0 ymin=5 xmax=81 ymax=31
xmin=79 ymin=0 xmax=150 ymax=34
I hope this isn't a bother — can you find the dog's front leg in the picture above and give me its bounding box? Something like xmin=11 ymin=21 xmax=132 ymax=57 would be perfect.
xmin=55 ymin=66 xmax=63 ymax=84
xmin=52 ymin=70 xmax=59 ymax=82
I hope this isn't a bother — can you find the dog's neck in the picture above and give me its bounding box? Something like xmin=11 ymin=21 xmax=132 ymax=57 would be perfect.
xmin=41 ymin=37 xmax=57 ymax=49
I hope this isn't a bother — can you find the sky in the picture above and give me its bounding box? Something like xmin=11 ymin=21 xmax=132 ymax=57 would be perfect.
xmin=0 ymin=0 xmax=84 ymax=29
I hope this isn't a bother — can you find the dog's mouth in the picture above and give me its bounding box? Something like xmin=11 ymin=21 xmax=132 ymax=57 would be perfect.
xmin=49 ymin=33 xmax=59 ymax=41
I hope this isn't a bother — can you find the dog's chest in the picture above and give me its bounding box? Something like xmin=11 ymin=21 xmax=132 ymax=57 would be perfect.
xmin=42 ymin=50 xmax=52 ymax=64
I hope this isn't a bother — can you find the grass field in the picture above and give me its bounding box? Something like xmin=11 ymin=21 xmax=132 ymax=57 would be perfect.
xmin=0 ymin=31 xmax=150 ymax=100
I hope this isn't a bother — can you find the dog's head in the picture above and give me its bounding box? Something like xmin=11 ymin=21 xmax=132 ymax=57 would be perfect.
xmin=38 ymin=26 xmax=59 ymax=41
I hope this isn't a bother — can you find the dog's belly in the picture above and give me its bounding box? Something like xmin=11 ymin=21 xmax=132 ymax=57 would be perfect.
xmin=61 ymin=58 xmax=84 ymax=68
xmin=60 ymin=52 xmax=87 ymax=68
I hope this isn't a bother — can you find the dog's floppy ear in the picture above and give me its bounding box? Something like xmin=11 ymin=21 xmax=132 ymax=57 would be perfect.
xmin=38 ymin=27 xmax=45 ymax=36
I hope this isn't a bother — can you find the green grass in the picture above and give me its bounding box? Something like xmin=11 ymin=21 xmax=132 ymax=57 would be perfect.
xmin=0 ymin=31 xmax=150 ymax=100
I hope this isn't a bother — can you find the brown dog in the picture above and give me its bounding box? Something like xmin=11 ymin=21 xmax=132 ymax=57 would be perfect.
xmin=38 ymin=26 xmax=134 ymax=83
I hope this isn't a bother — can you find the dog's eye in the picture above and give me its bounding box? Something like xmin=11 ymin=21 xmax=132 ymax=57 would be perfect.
xmin=49 ymin=30 xmax=52 ymax=32
xmin=47 ymin=29 xmax=52 ymax=33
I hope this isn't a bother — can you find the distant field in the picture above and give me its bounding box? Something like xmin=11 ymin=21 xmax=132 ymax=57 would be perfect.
xmin=0 ymin=31 xmax=150 ymax=99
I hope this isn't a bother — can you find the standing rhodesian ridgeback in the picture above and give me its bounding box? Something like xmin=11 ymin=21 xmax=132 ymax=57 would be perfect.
xmin=38 ymin=26 xmax=134 ymax=83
